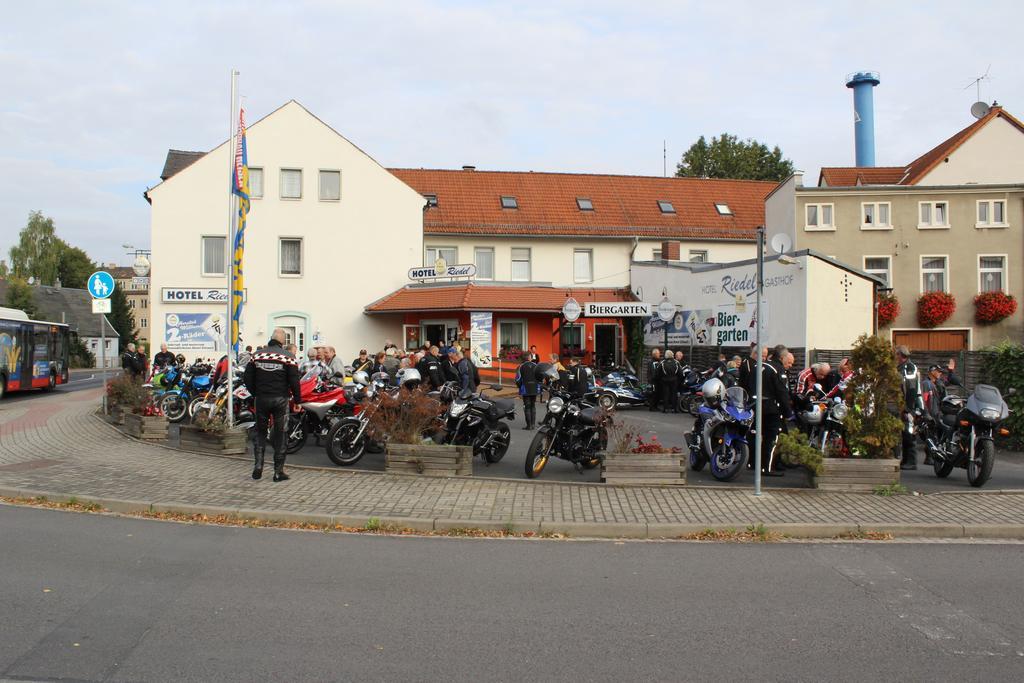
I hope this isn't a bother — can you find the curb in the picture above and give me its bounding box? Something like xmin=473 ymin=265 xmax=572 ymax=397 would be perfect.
xmin=4 ymin=485 xmax=1024 ymax=540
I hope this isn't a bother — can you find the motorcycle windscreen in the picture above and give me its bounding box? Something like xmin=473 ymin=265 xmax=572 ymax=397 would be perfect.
xmin=724 ymin=386 xmax=748 ymax=409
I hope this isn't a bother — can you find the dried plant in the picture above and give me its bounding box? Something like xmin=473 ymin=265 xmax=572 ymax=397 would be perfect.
xmin=367 ymin=386 xmax=446 ymax=445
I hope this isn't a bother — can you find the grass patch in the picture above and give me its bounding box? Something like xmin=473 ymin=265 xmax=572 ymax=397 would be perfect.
xmin=873 ymin=483 xmax=909 ymax=497
xmin=834 ymin=530 xmax=895 ymax=541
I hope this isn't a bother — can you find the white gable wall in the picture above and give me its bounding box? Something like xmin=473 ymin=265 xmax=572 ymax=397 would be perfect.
xmin=918 ymin=116 xmax=1024 ymax=185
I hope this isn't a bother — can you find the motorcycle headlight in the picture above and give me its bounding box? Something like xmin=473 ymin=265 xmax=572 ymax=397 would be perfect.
xmin=981 ymin=407 xmax=1000 ymax=421
xmin=831 ymin=403 xmax=848 ymax=420
xmin=548 ymin=397 xmax=565 ymax=414
xmin=450 ymin=402 xmax=468 ymax=417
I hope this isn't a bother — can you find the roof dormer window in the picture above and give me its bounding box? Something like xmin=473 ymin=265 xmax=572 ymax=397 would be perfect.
xmin=424 ymin=194 xmax=438 ymax=208
xmin=657 ymin=200 xmax=675 ymax=214
xmin=576 ymin=197 xmax=594 ymax=211
xmin=500 ymin=196 xmax=518 ymax=209
xmin=715 ymin=203 xmax=732 ymax=215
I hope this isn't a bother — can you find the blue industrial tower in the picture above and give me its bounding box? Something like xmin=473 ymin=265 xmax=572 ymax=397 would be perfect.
xmin=846 ymin=71 xmax=880 ymax=167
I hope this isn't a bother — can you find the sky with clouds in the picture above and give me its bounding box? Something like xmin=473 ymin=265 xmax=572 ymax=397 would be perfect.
xmin=2 ymin=0 xmax=1022 ymax=265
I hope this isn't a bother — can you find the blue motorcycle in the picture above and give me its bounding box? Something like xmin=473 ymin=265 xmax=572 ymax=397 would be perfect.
xmin=595 ymin=368 xmax=650 ymax=410
xmin=688 ymin=386 xmax=753 ymax=481
xmin=159 ymin=364 xmax=213 ymax=423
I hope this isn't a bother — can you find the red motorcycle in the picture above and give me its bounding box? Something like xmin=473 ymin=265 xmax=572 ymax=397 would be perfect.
xmin=283 ymin=371 xmax=352 ymax=453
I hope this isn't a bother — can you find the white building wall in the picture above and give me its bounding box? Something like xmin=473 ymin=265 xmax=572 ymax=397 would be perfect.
xmin=632 ymin=239 xmax=754 ymax=264
xmin=803 ymin=255 xmax=875 ymax=350
xmin=765 ymin=173 xmax=800 ymax=245
xmin=918 ymin=116 xmax=1024 ymax=185
xmin=148 ymin=101 xmax=424 ymax=360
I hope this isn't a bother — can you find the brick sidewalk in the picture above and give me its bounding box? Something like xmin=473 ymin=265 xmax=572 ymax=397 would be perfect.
xmin=2 ymin=388 xmax=1024 ymax=538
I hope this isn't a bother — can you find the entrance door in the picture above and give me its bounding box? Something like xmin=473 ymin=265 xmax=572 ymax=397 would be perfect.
xmin=422 ymin=324 xmax=446 ymax=349
xmin=594 ymin=324 xmax=619 ymax=370
xmin=279 ymin=327 xmax=296 ymax=348
xmin=892 ymin=330 xmax=969 ymax=351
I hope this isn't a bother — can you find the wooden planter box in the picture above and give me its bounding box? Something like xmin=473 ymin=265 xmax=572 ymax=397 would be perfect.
xmin=385 ymin=443 xmax=472 ymax=477
xmin=178 ymin=424 xmax=249 ymax=455
xmin=124 ymin=413 xmax=169 ymax=440
xmin=601 ymin=453 xmax=686 ymax=486
xmin=109 ymin=404 xmax=125 ymax=425
xmin=815 ymin=458 xmax=900 ymax=492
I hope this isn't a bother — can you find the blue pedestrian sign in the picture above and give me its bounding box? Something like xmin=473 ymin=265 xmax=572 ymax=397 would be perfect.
xmin=87 ymin=271 xmax=115 ymax=299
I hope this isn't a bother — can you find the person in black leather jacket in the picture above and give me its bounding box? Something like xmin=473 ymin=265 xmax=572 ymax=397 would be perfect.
xmin=244 ymin=329 xmax=302 ymax=482
xmin=516 ymin=356 xmax=539 ymax=429
xmin=758 ymin=345 xmax=795 ymax=476
xmin=895 ymin=345 xmax=924 ymax=470
xmin=416 ymin=346 xmax=444 ymax=389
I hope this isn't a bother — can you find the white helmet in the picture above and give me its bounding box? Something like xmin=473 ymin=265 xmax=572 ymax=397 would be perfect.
xmin=352 ymin=370 xmax=369 ymax=386
xmin=396 ymin=367 xmax=422 ymax=388
xmin=701 ymin=378 xmax=726 ymax=406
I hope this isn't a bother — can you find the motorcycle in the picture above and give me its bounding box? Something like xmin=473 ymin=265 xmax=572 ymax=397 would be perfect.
xmin=676 ymin=367 xmax=705 ymax=415
xmin=688 ymin=385 xmax=752 ymax=481
xmin=525 ymin=365 xmax=608 ymax=478
xmin=323 ymin=372 xmax=391 ymax=466
xmin=919 ymin=383 xmax=1012 ymax=487
xmin=282 ymin=370 xmax=351 ymax=454
xmin=440 ymin=383 xmax=515 ymax=464
xmin=594 ymin=367 xmax=649 ymax=411
xmin=159 ymin=363 xmax=213 ymax=423
xmin=799 ymin=383 xmax=850 ymax=456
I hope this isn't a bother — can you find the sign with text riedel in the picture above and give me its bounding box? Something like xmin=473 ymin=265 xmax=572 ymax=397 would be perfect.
xmin=162 ymin=288 xmax=246 ymax=303
xmin=408 ymin=264 xmax=477 ymax=280
xmin=583 ymin=302 xmax=652 ymax=317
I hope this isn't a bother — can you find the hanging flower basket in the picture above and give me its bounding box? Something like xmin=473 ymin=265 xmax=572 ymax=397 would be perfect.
xmin=974 ymin=291 xmax=1017 ymax=325
xmin=917 ymin=292 xmax=956 ymax=328
xmin=876 ymin=293 xmax=900 ymax=327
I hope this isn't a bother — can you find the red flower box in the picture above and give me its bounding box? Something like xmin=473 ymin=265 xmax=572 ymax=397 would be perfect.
xmin=917 ymin=292 xmax=956 ymax=328
xmin=876 ymin=293 xmax=900 ymax=327
xmin=974 ymin=291 xmax=1017 ymax=324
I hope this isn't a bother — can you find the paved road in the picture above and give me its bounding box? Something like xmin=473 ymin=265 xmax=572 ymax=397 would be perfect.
xmin=1 ymin=505 xmax=1022 ymax=682
xmin=2 ymin=369 xmax=105 ymax=404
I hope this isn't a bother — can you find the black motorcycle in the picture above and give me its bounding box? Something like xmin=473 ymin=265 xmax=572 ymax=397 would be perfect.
xmin=919 ymin=383 xmax=1012 ymax=487
xmin=441 ymin=384 xmax=515 ymax=464
xmin=525 ymin=366 xmax=608 ymax=478
xmin=323 ymin=372 xmax=391 ymax=466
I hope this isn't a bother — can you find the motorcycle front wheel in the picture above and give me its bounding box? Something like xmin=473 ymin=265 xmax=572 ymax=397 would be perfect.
xmin=525 ymin=428 xmax=553 ymax=478
xmin=710 ymin=439 xmax=748 ymax=482
xmin=967 ymin=440 xmax=994 ymax=487
xmin=325 ymin=419 xmax=367 ymax=466
xmin=480 ymin=423 xmax=511 ymax=464
xmin=284 ymin=415 xmax=307 ymax=454
xmin=160 ymin=392 xmax=188 ymax=423
xmin=597 ymin=392 xmax=617 ymax=411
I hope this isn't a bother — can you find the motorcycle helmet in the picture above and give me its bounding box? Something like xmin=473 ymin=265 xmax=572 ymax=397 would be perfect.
xmin=352 ymin=370 xmax=369 ymax=386
xmin=801 ymin=403 xmax=825 ymax=426
xmin=175 ymin=353 xmax=186 ymax=366
xmin=396 ymin=367 xmax=422 ymax=388
xmin=701 ymin=378 xmax=725 ymax=406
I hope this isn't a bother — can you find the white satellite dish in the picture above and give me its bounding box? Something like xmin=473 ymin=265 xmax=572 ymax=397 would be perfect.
xmin=970 ymin=101 xmax=991 ymax=120
xmin=770 ymin=233 xmax=793 ymax=255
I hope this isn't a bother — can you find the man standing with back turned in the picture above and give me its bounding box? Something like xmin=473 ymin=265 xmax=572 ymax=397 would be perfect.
xmin=244 ymin=328 xmax=302 ymax=482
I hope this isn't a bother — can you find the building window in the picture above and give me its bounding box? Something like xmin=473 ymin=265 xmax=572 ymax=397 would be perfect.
xmin=979 ymin=255 xmax=1006 ymax=293
xmin=576 ymin=197 xmax=594 ymax=211
xmin=573 ymin=249 xmax=593 ymax=283
xmin=511 ymin=248 xmax=531 ymax=281
xmin=280 ymin=168 xmax=302 ymax=199
xmin=657 ymin=200 xmax=675 ymax=214
xmin=142 ymin=299 xmax=148 ymax=309
xmin=918 ymin=201 xmax=949 ymax=229
xmin=864 ymin=256 xmax=891 ymax=287
xmin=921 ymin=256 xmax=948 ymax=293
xmin=128 ymin=300 xmax=135 ymax=309
xmin=560 ymin=323 xmax=584 ymax=358
xmin=652 ymin=249 xmax=662 ymax=260
xmin=474 ymin=247 xmax=494 ymax=280
xmin=425 ymin=246 xmax=457 ymax=266
xmin=280 ymin=238 xmax=303 ymax=276
xmin=249 ymin=167 xmax=263 ymax=199
xmin=318 ymin=170 xmax=341 ymax=201
xmin=861 ymin=202 xmax=892 ymax=229
xmin=140 ymin=318 xmax=147 ymax=328
xmin=498 ymin=320 xmax=527 ymax=359
xmin=424 ymin=194 xmax=438 ymax=208
xmin=500 ymin=196 xmax=518 ymax=209
xmin=714 ymin=203 xmax=732 ymax=215
xmin=805 ymin=203 xmax=835 ymax=230
xmin=689 ymin=250 xmax=708 ymax=263
xmin=201 ymin=236 xmax=226 ymax=276
xmin=977 ymin=200 xmax=1007 ymax=227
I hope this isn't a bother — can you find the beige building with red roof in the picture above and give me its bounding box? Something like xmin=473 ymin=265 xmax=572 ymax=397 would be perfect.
xmin=768 ymin=106 xmax=1024 ymax=350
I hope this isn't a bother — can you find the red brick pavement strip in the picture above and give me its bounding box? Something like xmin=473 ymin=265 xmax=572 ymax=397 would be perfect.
xmin=2 ymin=388 xmax=1024 ymax=539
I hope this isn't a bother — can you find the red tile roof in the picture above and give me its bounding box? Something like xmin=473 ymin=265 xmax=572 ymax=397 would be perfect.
xmin=366 ymin=283 xmax=635 ymax=313
xmin=389 ymin=169 xmax=774 ymax=240
xmin=818 ymin=106 xmax=1024 ymax=187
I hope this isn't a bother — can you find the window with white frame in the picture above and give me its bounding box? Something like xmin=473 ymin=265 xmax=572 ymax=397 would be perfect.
xmin=280 ymin=238 xmax=303 ymax=276
xmin=318 ymin=170 xmax=341 ymax=201
xmin=805 ymin=203 xmax=834 ymax=230
xmin=863 ymin=256 xmax=891 ymax=287
xmin=425 ymin=246 xmax=457 ymax=266
xmin=979 ymin=255 xmax=1006 ymax=293
xmin=573 ymin=249 xmax=593 ymax=283
xmin=977 ymin=200 xmax=1007 ymax=227
xmin=474 ymin=247 xmax=494 ymax=280
xmin=280 ymin=168 xmax=302 ymax=199
xmin=498 ymin=320 xmax=526 ymax=359
xmin=689 ymin=249 xmax=708 ymax=263
xmin=921 ymin=256 xmax=948 ymax=293
xmin=140 ymin=318 xmax=147 ymax=328
xmin=918 ymin=201 xmax=949 ymax=228
xmin=511 ymin=247 xmax=531 ymax=281
xmin=861 ymin=202 xmax=891 ymax=229
xmin=249 ymin=168 xmax=263 ymax=199
xmin=201 ymin=236 xmax=226 ymax=276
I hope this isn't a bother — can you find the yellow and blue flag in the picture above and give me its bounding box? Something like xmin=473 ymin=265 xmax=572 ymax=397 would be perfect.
xmin=231 ymin=108 xmax=250 ymax=353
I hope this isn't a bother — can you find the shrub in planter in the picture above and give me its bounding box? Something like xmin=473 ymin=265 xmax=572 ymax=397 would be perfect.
xmin=876 ymin=293 xmax=900 ymax=327
xmin=842 ymin=334 xmax=902 ymax=459
xmin=601 ymin=422 xmax=685 ymax=485
xmin=917 ymin=291 xmax=956 ymax=328
xmin=974 ymin=291 xmax=1017 ymax=325
xmin=776 ymin=431 xmax=823 ymax=478
xmin=374 ymin=387 xmax=471 ymax=476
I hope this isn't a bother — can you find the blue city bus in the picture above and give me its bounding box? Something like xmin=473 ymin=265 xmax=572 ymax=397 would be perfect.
xmin=0 ymin=308 xmax=71 ymax=398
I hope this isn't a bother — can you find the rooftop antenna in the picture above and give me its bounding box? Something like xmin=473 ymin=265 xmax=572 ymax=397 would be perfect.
xmin=963 ymin=65 xmax=992 ymax=118
xmin=663 ymin=140 xmax=667 ymax=177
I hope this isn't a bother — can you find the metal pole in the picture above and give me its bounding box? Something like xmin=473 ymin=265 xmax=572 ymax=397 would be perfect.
xmin=754 ymin=226 xmax=764 ymax=496
xmin=225 ymin=69 xmax=238 ymax=427
xmin=100 ymin=314 xmax=108 ymax=414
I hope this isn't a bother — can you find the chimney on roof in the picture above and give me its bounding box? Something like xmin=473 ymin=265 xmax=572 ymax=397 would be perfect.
xmin=846 ymin=71 xmax=880 ymax=166
xmin=462 ymin=165 xmax=476 ymax=171
xmin=660 ymin=241 xmax=681 ymax=261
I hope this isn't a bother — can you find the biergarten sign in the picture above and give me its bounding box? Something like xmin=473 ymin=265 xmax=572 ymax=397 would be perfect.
xmin=583 ymin=302 xmax=651 ymax=317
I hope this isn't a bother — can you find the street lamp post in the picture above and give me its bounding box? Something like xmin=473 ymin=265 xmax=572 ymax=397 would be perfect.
xmin=754 ymin=226 xmax=765 ymax=497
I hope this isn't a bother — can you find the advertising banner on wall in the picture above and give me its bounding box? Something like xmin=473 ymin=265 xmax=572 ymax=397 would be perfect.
xmin=643 ymin=303 xmax=767 ymax=347
xmin=470 ymin=312 xmax=493 ymax=368
xmin=164 ymin=313 xmax=227 ymax=351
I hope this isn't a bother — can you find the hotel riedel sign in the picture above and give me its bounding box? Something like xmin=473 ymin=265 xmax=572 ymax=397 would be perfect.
xmin=162 ymin=288 xmax=246 ymax=303
xmin=408 ymin=257 xmax=477 ymax=281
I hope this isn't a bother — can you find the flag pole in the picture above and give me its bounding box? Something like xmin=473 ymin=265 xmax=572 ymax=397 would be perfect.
xmin=226 ymin=69 xmax=239 ymax=427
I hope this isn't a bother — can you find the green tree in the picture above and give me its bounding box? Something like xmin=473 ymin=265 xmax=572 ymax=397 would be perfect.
xmin=0 ymin=260 xmax=8 ymax=278
xmin=4 ymin=278 xmax=37 ymax=318
xmin=676 ymin=134 xmax=794 ymax=182
xmin=57 ymin=244 xmax=95 ymax=289
xmin=107 ymin=283 xmax=136 ymax=348
xmin=9 ymin=211 xmax=61 ymax=285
